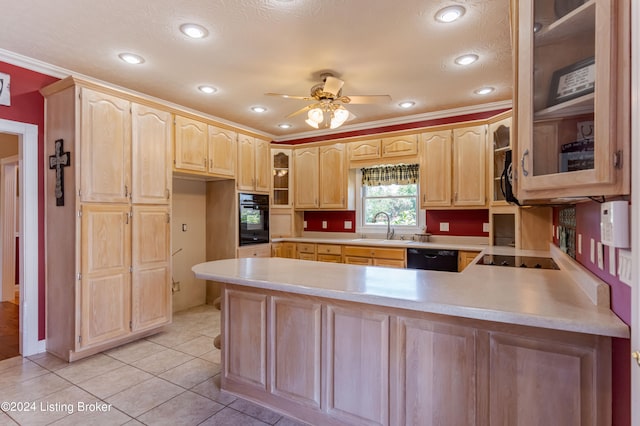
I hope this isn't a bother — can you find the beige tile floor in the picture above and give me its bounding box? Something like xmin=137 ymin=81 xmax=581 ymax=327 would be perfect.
xmin=0 ymin=305 xmax=308 ymax=426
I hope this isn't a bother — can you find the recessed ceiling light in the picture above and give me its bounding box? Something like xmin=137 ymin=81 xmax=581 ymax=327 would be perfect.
xmin=435 ymin=5 xmax=466 ymax=23
xmin=455 ymin=54 xmax=479 ymax=66
xmin=474 ymin=87 xmax=495 ymax=95
xmin=278 ymin=123 xmax=292 ymax=129
xmin=180 ymin=23 xmax=209 ymax=39
xmin=118 ymin=53 xmax=144 ymax=64
xmin=251 ymin=106 xmax=267 ymax=113
xmin=399 ymin=101 xmax=415 ymax=109
xmin=198 ymin=85 xmax=217 ymax=94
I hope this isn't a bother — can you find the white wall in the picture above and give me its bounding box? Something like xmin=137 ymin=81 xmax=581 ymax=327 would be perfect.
xmin=171 ymin=178 xmax=207 ymax=312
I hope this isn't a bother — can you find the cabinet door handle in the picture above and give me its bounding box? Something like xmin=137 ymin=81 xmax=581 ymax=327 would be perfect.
xmin=124 ymin=185 xmax=129 ymax=198
xmin=210 ymin=159 xmax=213 ymax=169
xmin=165 ymin=188 xmax=170 ymax=200
xmin=125 ymin=212 xmax=129 ymax=225
xmin=521 ymin=149 xmax=530 ymax=177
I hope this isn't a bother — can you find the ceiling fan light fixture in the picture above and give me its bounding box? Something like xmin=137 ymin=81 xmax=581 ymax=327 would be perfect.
xmin=435 ymin=5 xmax=466 ymax=23
xmin=180 ymin=23 xmax=209 ymax=39
xmin=330 ymin=107 xmax=349 ymax=129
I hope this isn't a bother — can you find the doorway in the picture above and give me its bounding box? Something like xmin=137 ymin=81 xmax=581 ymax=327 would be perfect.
xmin=0 ymin=119 xmax=40 ymax=357
xmin=0 ymin=139 xmax=19 ymax=360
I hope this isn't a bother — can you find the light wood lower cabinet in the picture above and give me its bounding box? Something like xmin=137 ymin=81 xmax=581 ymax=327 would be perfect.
xmin=271 ymin=242 xmax=296 ymax=259
xmin=221 ymin=285 xmax=612 ymax=426
xmin=237 ymin=244 xmax=271 ymax=258
xmin=458 ymin=250 xmax=480 ymax=271
xmin=326 ymin=306 xmax=389 ymax=425
xmin=390 ymin=317 xmax=477 ymax=426
xmin=343 ymin=245 xmax=406 ymax=268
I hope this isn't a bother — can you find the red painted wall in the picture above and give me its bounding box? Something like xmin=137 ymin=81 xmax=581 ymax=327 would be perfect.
xmin=0 ymin=61 xmax=59 ymax=340
xmin=426 ymin=210 xmax=489 ymax=236
xmin=552 ymin=202 xmax=630 ymax=426
xmin=304 ymin=211 xmax=356 ymax=233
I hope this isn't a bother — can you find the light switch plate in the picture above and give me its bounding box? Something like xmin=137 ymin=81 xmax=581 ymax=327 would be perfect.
xmin=303 ymin=220 xmax=307 ymax=229
xmin=483 ymin=222 xmax=490 ymax=233
xmin=344 ymin=220 xmax=352 ymax=230
xmin=590 ymin=238 xmax=595 ymax=263
xmin=608 ymin=245 xmax=616 ymax=276
xmin=322 ymin=221 xmax=328 ymax=229
xmin=440 ymin=222 xmax=449 ymax=232
xmin=618 ymin=249 xmax=632 ymax=285
xmin=577 ymin=234 xmax=582 ymax=255
xmin=182 ymin=224 xmax=187 ymax=232
xmin=597 ymin=241 xmax=603 ymax=270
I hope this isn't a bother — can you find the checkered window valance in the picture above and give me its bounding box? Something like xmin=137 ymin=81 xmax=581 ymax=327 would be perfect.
xmin=361 ymin=164 xmax=419 ymax=186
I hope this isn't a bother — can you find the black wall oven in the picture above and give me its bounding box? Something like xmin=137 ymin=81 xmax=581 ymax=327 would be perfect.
xmin=239 ymin=193 xmax=269 ymax=246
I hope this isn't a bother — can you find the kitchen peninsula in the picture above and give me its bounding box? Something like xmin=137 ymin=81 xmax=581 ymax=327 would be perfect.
xmin=193 ymin=248 xmax=628 ymax=426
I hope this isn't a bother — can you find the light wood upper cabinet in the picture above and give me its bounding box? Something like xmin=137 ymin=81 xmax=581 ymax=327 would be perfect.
xmin=420 ymin=125 xmax=487 ymax=208
xmin=237 ymin=135 xmax=270 ymax=193
xmin=131 ymin=205 xmax=171 ymax=332
xmin=319 ymin=144 xmax=346 ymax=209
xmin=453 ymin=125 xmax=487 ymax=206
xmin=208 ymin=125 xmax=237 ymax=177
xmin=381 ymin=134 xmax=418 ymax=158
xmin=293 ymin=147 xmax=320 ymax=209
xmin=349 ymin=139 xmax=381 ymax=161
xmin=488 ymin=114 xmax=513 ymax=206
xmin=80 ymin=203 xmax=131 ymax=348
xmin=420 ymin=130 xmax=452 ymax=207
xmin=80 ymin=88 xmax=131 ymax=203
xmin=131 ymin=104 xmax=172 ymax=204
xmin=294 ymin=144 xmax=348 ymax=210
xmin=272 ymin=148 xmax=293 ymax=208
xmin=515 ymin=0 xmax=629 ymax=200
xmin=174 ymin=115 xmax=207 ymax=173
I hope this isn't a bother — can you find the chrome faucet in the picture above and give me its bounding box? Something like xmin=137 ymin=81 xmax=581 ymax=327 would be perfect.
xmin=373 ymin=211 xmax=394 ymax=240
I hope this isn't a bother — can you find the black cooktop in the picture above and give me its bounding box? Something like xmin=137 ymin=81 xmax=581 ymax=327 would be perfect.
xmin=476 ymin=254 xmax=559 ymax=270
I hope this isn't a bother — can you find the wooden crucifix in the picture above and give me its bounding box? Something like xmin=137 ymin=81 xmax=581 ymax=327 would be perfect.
xmin=49 ymin=139 xmax=71 ymax=206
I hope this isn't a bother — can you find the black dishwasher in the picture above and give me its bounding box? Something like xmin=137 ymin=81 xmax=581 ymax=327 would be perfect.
xmin=407 ymin=248 xmax=459 ymax=272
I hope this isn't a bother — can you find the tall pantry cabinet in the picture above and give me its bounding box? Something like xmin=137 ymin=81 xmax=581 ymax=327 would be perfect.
xmin=42 ymin=77 xmax=172 ymax=361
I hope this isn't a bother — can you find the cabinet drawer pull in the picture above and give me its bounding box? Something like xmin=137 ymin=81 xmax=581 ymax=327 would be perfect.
xmin=521 ymin=149 xmax=529 ymax=177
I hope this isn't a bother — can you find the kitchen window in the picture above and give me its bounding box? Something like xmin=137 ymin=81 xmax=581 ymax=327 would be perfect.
xmin=356 ymin=164 xmax=425 ymax=234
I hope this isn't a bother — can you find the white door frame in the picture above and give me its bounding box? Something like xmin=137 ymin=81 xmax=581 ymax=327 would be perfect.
xmin=1 ymin=155 xmax=18 ymax=303
xmin=631 ymin=0 xmax=639 ymax=423
xmin=0 ymin=119 xmax=41 ymax=356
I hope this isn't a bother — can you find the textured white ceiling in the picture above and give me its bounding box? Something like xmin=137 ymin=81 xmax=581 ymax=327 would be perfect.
xmin=0 ymin=0 xmax=513 ymax=139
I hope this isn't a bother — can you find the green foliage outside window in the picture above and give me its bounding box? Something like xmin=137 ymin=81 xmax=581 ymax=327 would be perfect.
xmin=363 ymin=184 xmax=418 ymax=226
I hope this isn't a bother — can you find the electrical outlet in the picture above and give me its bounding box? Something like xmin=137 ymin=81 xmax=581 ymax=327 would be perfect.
xmin=618 ymin=249 xmax=632 ymax=285
xmin=303 ymin=220 xmax=307 ymax=228
xmin=322 ymin=221 xmax=328 ymax=229
xmin=597 ymin=242 xmax=604 ymax=270
xmin=344 ymin=220 xmax=352 ymax=230
xmin=483 ymin=222 xmax=490 ymax=233
xmin=590 ymin=238 xmax=595 ymax=263
xmin=440 ymin=222 xmax=449 ymax=232
xmin=608 ymin=245 xmax=616 ymax=276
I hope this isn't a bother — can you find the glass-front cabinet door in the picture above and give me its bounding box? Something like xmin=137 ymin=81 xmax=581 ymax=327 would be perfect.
xmin=271 ymin=148 xmax=292 ymax=207
xmin=515 ymin=0 xmax=629 ymax=200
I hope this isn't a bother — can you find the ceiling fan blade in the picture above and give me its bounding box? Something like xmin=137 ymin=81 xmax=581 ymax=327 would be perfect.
xmin=340 ymin=95 xmax=392 ymax=104
xmin=286 ymin=104 xmax=318 ymax=118
xmin=265 ymin=93 xmax=314 ymax=101
xmin=322 ymin=76 xmax=344 ymax=97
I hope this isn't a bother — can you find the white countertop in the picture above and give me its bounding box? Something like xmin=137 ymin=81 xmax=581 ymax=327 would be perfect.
xmin=192 ymin=254 xmax=629 ymax=338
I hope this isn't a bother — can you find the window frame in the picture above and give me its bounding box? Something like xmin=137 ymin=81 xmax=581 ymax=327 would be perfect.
xmin=355 ymin=169 xmax=425 ymax=235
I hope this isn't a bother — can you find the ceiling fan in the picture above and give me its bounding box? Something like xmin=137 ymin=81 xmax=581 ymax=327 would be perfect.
xmin=266 ymin=73 xmax=392 ymax=129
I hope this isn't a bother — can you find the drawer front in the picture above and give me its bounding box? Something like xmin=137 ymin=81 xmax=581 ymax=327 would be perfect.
xmin=343 ymin=245 xmax=405 ymax=260
xmin=343 ymin=256 xmax=373 ymax=266
xmin=298 ymin=253 xmax=317 ymax=261
xmin=373 ymin=258 xmax=406 ymax=268
xmin=317 ymin=254 xmax=342 ymax=263
xmin=237 ymin=244 xmax=271 ymax=258
xmin=316 ymin=244 xmax=342 ymax=255
xmin=297 ymin=243 xmax=316 ymax=254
